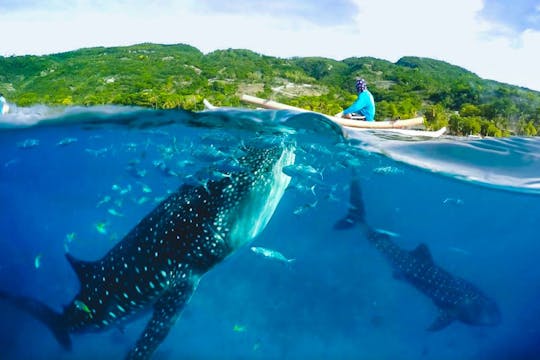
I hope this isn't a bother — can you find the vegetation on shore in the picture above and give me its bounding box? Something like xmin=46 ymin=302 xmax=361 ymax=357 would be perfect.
xmin=1 ymin=43 xmax=540 ymax=136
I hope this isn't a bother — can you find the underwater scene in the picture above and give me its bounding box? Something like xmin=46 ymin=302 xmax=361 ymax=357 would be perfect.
xmin=0 ymin=107 xmax=539 ymax=360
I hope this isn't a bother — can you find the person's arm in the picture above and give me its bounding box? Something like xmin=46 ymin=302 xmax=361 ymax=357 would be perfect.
xmin=343 ymin=94 xmax=368 ymax=115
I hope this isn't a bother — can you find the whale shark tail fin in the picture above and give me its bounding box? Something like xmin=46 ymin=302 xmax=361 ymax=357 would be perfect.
xmin=333 ymin=176 xmax=366 ymax=230
xmin=0 ymin=289 xmax=72 ymax=351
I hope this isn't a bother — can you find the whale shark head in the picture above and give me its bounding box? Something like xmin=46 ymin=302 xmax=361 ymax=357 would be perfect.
xmin=458 ymin=293 xmax=502 ymax=327
xmin=222 ymin=139 xmax=295 ymax=250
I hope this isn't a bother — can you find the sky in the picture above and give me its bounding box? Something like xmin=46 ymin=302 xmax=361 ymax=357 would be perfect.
xmin=1 ymin=0 xmax=539 ymax=91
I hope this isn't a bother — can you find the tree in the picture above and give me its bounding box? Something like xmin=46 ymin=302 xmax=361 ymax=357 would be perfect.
xmin=460 ymin=103 xmax=481 ymax=117
xmin=376 ymin=100 xmax=399 ymax=120
xmin=517 ymin=119 xmax=538 ymax=136
xmin=424 ymin=104 xmax=448 ymax=130
xmin=461 ymin=116 xmax=482 ymax=135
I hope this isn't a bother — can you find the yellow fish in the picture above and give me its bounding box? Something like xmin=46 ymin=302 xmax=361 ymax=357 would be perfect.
xmin=34 ymin=254 xmax=42 ymax=269
xmin=74 ymin=300 xmax=93 ymax=318
xmin=95 ymin=222 xmax=108 ymax=235
xmin=107 ymin=208 xmax=124 ymax=217
xmin=233 ymin=324 xmax=247 ymax=333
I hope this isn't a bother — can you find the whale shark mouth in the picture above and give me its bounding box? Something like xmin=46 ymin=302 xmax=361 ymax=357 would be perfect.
xmin=227 ymin=141 xmax=295 ymax=249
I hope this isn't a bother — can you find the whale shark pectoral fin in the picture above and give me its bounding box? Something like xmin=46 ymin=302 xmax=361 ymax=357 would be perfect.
xmin=411 ymin=243 xmax=434 ymax=265
xmin=427 ymin=309 xmax=456 ymax=331
xmin=125 ymin=279 xmax=198 ymax=360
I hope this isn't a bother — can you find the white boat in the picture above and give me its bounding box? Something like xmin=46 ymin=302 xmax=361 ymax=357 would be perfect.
xmin=238 ymin=94 xmax=445 ymax=138
xmin=203 ymin=95 xmax=446 ymax=138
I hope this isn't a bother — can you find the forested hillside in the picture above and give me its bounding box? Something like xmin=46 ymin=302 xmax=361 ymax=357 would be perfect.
xmin=1 ymin=43 xmax=540 ymax=136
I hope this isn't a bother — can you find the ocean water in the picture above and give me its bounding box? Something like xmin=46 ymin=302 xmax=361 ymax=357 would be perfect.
xmin=0 ymin=106 xmax=539 ymax=360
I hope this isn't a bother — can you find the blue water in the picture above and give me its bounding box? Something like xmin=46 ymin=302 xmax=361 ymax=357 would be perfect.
xmin=0 ymin=107 xmax=539 ymax=359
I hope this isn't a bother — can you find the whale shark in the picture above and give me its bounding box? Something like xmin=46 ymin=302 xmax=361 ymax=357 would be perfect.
xmin=335 ymin=177 xmax=501 ymax=331
xmin=0 ymin=139 xmax=295 ymax=359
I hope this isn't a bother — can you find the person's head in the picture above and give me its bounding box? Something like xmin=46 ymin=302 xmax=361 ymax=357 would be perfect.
xmin=355 ymin=78 xmax=367 ymax=93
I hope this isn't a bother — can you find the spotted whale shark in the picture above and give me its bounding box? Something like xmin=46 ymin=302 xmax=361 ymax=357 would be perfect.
xmin=335 ymin=177 xmax=501 ymax=331
xmin=0 ymin=139 xmax=295 ymax=359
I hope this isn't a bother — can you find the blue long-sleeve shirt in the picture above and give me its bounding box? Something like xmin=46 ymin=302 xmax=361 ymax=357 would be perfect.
xmin=0 ymin=96 xmax=6 ymax=115
xmin=343 ymin=90 xmax=375 ymax=121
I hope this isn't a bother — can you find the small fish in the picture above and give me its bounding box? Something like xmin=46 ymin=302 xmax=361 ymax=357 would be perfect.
xmin=133 ymin=168 xmax=147 ymax=178
xmin=56 ymin=137 xmax=78 ymax=146
xmin=153 ymin=196 xmax=166 ymax=204
xmin=282 ymin=164 xmax=323 ymax=181
xmin=94 ymin=222 xmax=108 ymax=235
xmin=136 ymin=196 xmax=150 ymax=205
xmin=287 ymin=182 xmax=316 ymax=196
xmin=214 ymin=158 xmax=247 ymax=173
xmin=183 ymin=175 xmax=210 ymax=193
xmin=124 ymin=143 xmax=138 ymax=152
xmin=120 ymin=185 xmax=132 ymax=195
xmin=443 ymin=197 xmax=464 ymax=206
xmin=176 ymin=159 xmax=195 ymax=168
xmin=64 ymin=232 xmax=77 ymax=252
xmin=374 ymin=228 xmax=400 ymax=237
xmin=138 ymin=182 xmax=152 ymax=193
xmin=17 ymin=139 xmax=40 ymax=149
xmin=34 ymin=254 xmax=42 ymax=269
xmin=372 ymin=166 xmax=404 ymax=175
xmin=65 ymin=232 xmax=77 ymax=242
xmin=293 ymin=200 xmax=318 ymax=215
xmin=324 ymin=192 xmax=340 ymax=202
xmin=250 ymin=246 xmax=295 ymax=264
xmin=306 ymin=143 xmax=332 ymax=157
xmin=107 ymin=208 xmax=124 ymax=217
xmin=85 ymin=147 xmax=109 ymax=157
xmin=345 ymin=157 xmax=364 ymax=167
xmin=74 ymin=300 xmax=93 ymax=318
xmin=96 ymin=195 xmax=111 ymax=207
xmin=152 ymin=159 xmax=166 ymax=169
xmin=233 ymin=324 xmax=247 ymax=333
xmin=191 ymin=144 xmax=227 ymax=162
xmin=252 ymin=340 xmax=262 ymax=352
xmin=196 ymin=168 xmax=232 ymax=182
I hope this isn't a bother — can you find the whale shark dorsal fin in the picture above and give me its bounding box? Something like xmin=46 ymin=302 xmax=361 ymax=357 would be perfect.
xmin=411 ymin=243 xmax=434 ymax=264
xmin=333 ymin=176 xmax=365 ymax=230
xmin=65 ymin=253 xmax=94 ymax=281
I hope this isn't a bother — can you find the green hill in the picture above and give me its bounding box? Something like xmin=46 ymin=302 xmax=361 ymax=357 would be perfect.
xmin=1 ymin=43 xmax=539 ymax=136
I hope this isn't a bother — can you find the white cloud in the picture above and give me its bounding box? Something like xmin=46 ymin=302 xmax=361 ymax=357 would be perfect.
xmin=349 ymin=0 xmax=540 ymax=91
xmin=1 ymin=0 xmax=540 ymax=91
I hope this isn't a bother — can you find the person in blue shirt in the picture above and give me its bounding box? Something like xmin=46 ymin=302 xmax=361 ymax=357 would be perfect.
xmin=0 ymin=93 xmax=8 ymax=115
xmin=337 ymin=78 xmax=375 ymax=121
